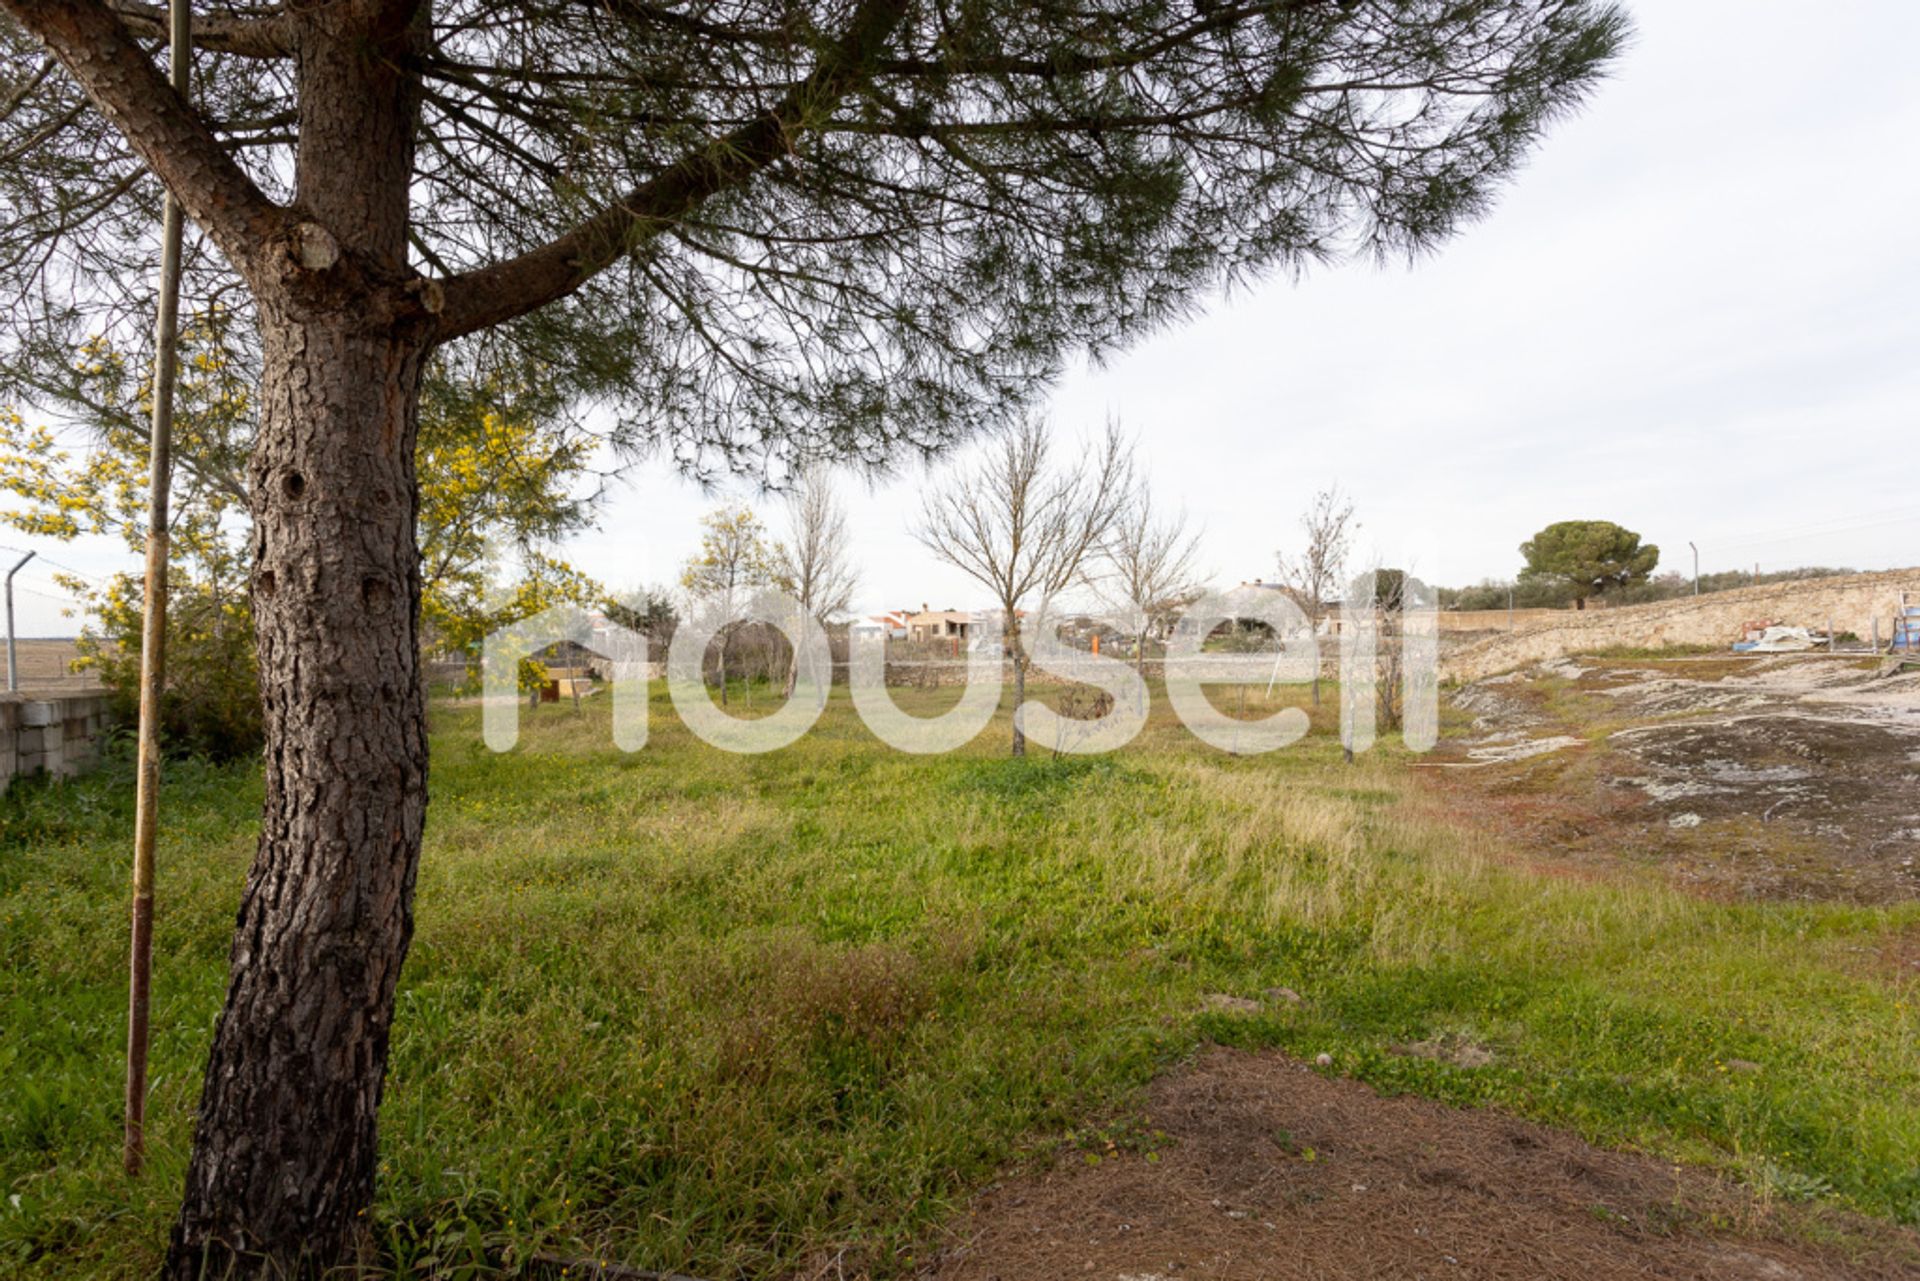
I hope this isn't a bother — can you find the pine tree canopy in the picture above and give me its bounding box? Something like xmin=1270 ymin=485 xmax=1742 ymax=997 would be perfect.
xmin=1 ymin=1 xmax=1628 ymax=480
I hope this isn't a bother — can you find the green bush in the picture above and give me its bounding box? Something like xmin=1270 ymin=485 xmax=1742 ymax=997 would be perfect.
xmin=78 ymin=571 xmax=262 ymax=762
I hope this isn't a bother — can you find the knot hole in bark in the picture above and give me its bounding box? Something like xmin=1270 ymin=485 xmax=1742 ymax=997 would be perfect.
xmin=362 ymin=577 xmax=392 ymax=614
xmin=281 ymin=470 xmax=306 ymax=501
xmin=257 ymin=570 xmax=277 ymax=598
xmin=292 ymin=222 xmax=341 ymax=271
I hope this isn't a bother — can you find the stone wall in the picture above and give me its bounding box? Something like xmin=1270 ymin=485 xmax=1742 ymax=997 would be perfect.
xmin=1443 ymin=569 xmax=1920 ymax=682
xmin=883 ymin=658 xmax=1164 ymax=688
xmin=1434 ymin=605 xmax=1613 ymax=632
xmin=1 ymin=692 xmax=115 ymax=795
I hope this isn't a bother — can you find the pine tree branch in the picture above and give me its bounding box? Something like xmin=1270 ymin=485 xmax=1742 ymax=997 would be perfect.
xmin=435 ymin=0 xmax=911 ymax=340
xmin=0 ymin=0 xmax=285 ymax=274
xmin=872 ymin=0 xmax=1289 ymax=81
xmin=105 ymin=1 xmax=296 ymax=59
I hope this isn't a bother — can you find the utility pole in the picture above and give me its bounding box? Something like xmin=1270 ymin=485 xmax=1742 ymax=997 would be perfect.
xmin=5 ymin=550 xmax=34 ymax=691
xmin=125 ymin=0 xmax=189 ymax=1179
xmin=1688 ymin=541 xmax=1699 ymax=596
xmin=1507 ymin=581 xmax=1515 ymax=631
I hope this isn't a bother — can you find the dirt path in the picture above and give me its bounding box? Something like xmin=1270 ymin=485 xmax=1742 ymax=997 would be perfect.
xmin=923 ymin=1049 xmax=1919 ymax=1281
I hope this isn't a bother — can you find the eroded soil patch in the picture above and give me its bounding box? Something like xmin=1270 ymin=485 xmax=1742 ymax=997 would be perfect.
xmin=925 ymin=1048 xmax=1920 ymax=1280
xmin=1427 ymin=656 xmax=1920 ymax=903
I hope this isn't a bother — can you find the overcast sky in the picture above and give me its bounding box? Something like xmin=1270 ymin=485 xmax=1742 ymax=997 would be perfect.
xmin=8 ymin=0 xmax=1918 ymax=635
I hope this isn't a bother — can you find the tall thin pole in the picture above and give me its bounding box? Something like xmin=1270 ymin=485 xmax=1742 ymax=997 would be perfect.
xmin=5 ymin=550 xmax=34 ymax=691
xmin=1688 ymin=541 xmax=1698 ymax=596
xmin=125 ymin=0 xmax=189 ymax=1179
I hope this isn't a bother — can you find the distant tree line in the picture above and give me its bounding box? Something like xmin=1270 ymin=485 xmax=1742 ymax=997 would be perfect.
xmin=1439 ymin=565 xmax=1858 ymax=612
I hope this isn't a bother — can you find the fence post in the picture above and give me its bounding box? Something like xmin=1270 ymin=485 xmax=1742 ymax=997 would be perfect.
xmin=5 ymin=550 xmax=34 ymax=692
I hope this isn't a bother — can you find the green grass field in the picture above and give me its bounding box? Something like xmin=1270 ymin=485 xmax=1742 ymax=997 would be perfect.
xmin=3 ymin=683 xmax=1917 ymax=1276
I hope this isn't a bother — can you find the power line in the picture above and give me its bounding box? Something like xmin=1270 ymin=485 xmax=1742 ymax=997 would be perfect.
xmin=39 ymin=556 xmax=116 ymax=585
xmin=1714 ymin=507 xmax=1920 ymax=547
xmin=0 ymin=542 xmax=119 ymax=585
xmin=1701 ymin=505 xmax=1920 ymax=554
xmin=11 ymin=567 xmax=82 ymax=592
xmin=15 ymin=573 xmax=85 ymax=597
xmin=12 ymin=583 xmax=83 ymax=607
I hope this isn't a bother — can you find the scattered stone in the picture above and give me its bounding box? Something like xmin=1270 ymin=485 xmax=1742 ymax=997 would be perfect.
xmin=1464 ymin=734 xmax=1585 ymax=764
xmin=1201 ymin=992 xmax=1262 ymax=1015
xmin=1314 ymin=1052 xmax=1333 ymax=1068
xmin=1669 ymin=812 xmax=1704 ymax=829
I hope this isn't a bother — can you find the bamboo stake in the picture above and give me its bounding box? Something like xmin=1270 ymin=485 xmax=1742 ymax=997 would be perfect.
xmin=125 ymin=0 xmax=189 ymax=1179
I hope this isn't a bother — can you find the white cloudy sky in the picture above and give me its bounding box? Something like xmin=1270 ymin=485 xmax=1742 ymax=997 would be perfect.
xmin=7 ymin=0 xmax=1918 ymax=634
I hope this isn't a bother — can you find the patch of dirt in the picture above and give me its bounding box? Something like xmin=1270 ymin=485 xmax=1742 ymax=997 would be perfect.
xmin=1390 ymin=1034 xmax=1497 ymax=1069
xmin=1428 ymin=657 xmax=1920 ymax=903
xmin=923 ymin=1049 xmax=1920 ymax=1281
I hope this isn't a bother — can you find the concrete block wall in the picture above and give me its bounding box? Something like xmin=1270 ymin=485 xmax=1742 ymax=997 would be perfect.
xmin=1 ymin=692 xmax=114 ymax=795
xmin=1443 ymin=569 xmax=1920 ymax=682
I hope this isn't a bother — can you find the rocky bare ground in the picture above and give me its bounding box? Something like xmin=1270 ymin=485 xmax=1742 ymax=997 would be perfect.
xmin=1431 ymin=655 xmax=1920 ymax=902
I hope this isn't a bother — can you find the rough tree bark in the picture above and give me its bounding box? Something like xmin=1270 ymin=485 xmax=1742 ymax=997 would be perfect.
xmin=0 ymin=2 xmax=438 ymax=1272
xmin=167 ymin=309 xmax=431 ymax=1275
xmin=157 ymin=5 xmax=434 ymax=1274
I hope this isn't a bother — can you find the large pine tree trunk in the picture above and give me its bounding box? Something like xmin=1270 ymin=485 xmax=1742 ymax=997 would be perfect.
xmin=164 ymin=307 xmax=431 ymax=1277
xmin=165 ymin=9 xmax=430 ymax=1271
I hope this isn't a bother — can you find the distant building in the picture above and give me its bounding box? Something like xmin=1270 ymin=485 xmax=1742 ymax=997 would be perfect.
xmin=864 ymin=609 xmax=912 ymax=639
xmin=527 ymin=638 xmax=600 ymax=701
xmin=906 ymin=604 xmax=974 ymax=642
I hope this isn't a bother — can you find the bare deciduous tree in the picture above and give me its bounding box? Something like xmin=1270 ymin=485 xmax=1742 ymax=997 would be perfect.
xmin=774 ymin=471 xmax=856 ymax=696
xmin=1277 ymin=485 xmax=1357 ymax=705
xmin=1104 ymin=486 xmax=1205 ymax=675
xmin=915 ymin=419 xmax=1130 ymax=756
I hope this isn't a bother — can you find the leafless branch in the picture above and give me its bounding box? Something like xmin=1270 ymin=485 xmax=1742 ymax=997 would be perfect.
xmin=913 ymin=417 xmax=1131 ymax=753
